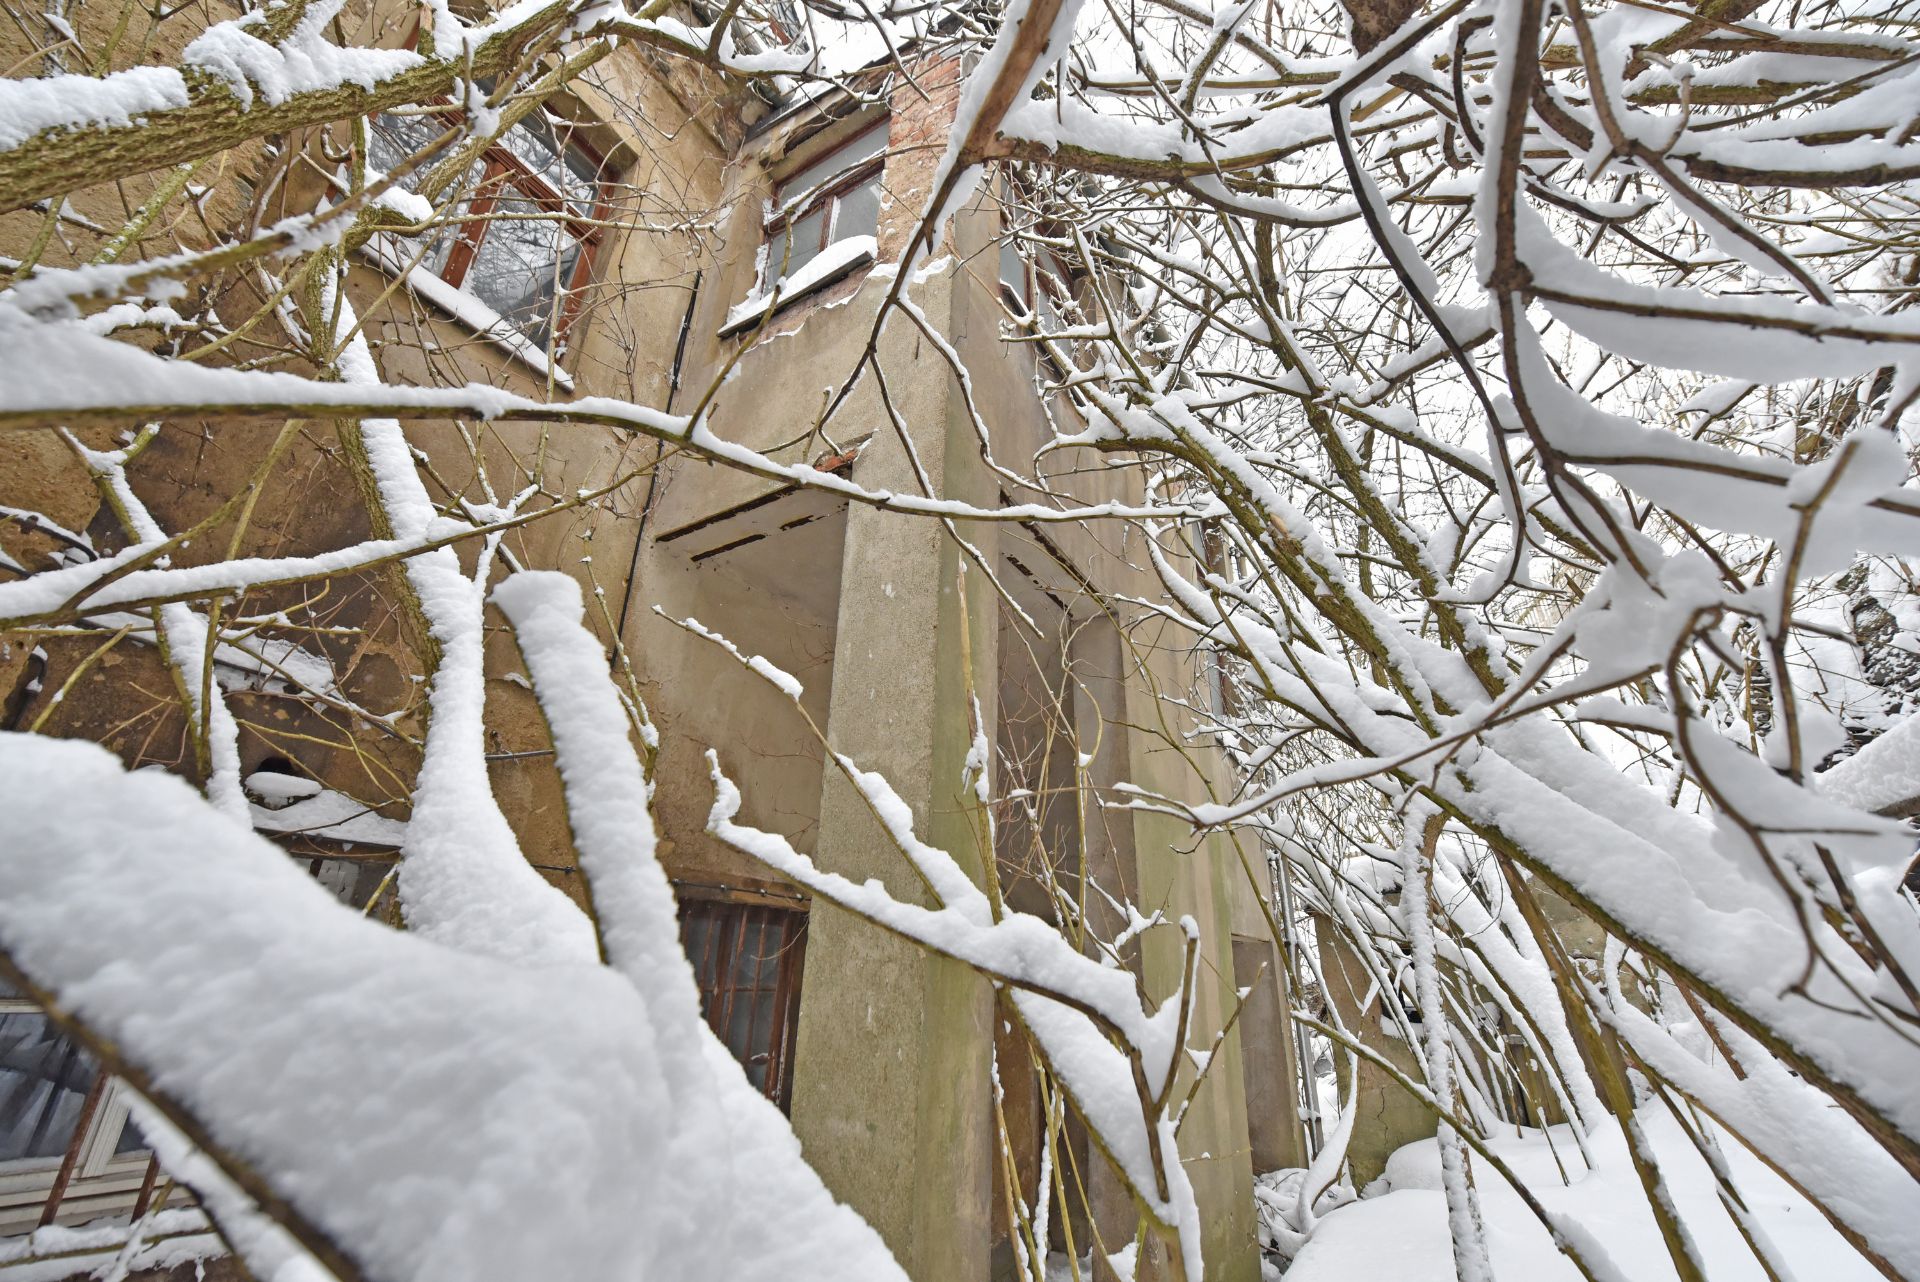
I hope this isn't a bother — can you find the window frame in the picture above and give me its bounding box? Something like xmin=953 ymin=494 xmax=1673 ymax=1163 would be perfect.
xmin=998 ymin=230 xmax=1085 ymax=380
xmin=0 ymin=993 xmax=153 ymax=1234
xmin=675 ymin=894 xmax=809 ymax=1112
xmin=369 ymin=105 xmax=613 ymax=361
xmin=0 ymin=993 xmax=128 ymax=1173
xmin=999 ymin=239 xmax=1075 ymax=327
xmin=760 ymin=120 xmax=888 ymax=293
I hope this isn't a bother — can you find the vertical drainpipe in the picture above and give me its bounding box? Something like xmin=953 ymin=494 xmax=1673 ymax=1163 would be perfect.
xmin=611 ymin=270 xmax=702 ymax=666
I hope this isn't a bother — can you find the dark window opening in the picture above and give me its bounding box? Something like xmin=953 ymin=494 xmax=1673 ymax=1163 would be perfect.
xmin=1 ymin=976 xmax=154 ymax=1232
xmin=677 ymin=899 xmax=807 ymax=1111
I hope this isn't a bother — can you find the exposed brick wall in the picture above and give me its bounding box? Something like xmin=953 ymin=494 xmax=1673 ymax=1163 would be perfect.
xmin=877 ymin=54 xmax=968 ymax=262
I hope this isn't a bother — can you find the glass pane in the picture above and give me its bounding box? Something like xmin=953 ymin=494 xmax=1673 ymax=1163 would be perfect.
xmin=674 ymin=902 xmax=804 ymax=1105
xmin=726 ymin=992 xmax=772 ymax=1092
xmin=496 ymin=112 xmax=600 ymax=214
xmin=367 ymin=110 xmax=441 ymax=180
xmin=683 ymin=913 xmax=714 ymax=993
xmin=0 ymin=1012 xmax=97 ymax=1164
xmin=763 ymin=226 xmax=790 ymax=290
xmin=725 ymin=985 xmax=756 ymax=1053
xmin=1036 ymin=269 xmax=1066 ymax=330
xmin=1000 ymin=237 xmax=1029 ymax=312
xmin=770 ymin=208 xmax=824 ymax=284
xmin=775 ymin=123 xmax=888 ymax=212
xmin=751 ymin=993 xmax=777 ymax=1084
xmin=367 ymin=112 xmax=476 ymax=277
xmin=462 ymin=192 xmax=586 ymax=350
xmin=732 ymin=918 xmax=765 ymax=989
xmin=310 ymin=857 xmax=359 ymax=903
xmin=301 ymin=858 xmax=395 ymax=913
xmin=829 ymin=179 xmax=879 ymax=245
xmin=757 ymin=924 xmax=784 ymax=985
xmin=115 ymin=1109 xmax=148 ymax=1156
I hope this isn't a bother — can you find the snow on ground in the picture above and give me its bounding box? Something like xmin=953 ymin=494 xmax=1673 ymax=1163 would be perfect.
xmin=1288 ymin=1110 xmax=1891 ymax=1282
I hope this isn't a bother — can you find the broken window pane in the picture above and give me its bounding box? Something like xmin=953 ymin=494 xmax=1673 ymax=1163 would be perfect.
xmin=366 ymin=108 xmax=602 ymax=351
xmin=367 ymin=111 xmax=480 ymax=276
xmin=496 ymin=112 xmax=601 ymax=214
xmin=0 ymin=1010 xmax=98 ymax=1164
xmin=764 ymin=123 xmax=887 ymax=291
xmin=774 ymin=207 xmax=826 ymax=282
xmin=831 ymin=179 xmax=880 ymax=244
xmin=776 ymin=122 xmax=887 ymax=212
xmin=1000 ymin=236 xmax=1029 ymax=312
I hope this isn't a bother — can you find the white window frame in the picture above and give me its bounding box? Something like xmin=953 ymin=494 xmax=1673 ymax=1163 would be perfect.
xmin=0 ymin=990 xmax=147 ymax=1182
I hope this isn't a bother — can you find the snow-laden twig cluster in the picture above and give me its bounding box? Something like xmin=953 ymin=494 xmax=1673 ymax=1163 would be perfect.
xmin=1 ymin=0 xmax=1918 ymax=1275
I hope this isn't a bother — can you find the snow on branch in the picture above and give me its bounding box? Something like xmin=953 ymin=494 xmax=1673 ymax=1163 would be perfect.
xmin=0 ymin=735 xmax=904 ymax=1282
xmin=685 ymin=614 xmax=1207 ymax=1278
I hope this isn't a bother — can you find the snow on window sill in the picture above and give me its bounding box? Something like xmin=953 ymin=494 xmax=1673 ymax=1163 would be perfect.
xmin=246 ymin=771 xmax=408 ymax=849
xmin=719 ymin=235 xmax=876 ymax=337
xmin=359 ymin=237 xmax=574 ymax=391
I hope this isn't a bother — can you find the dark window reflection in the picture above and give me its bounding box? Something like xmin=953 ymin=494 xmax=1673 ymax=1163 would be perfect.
xmin=676 ymin=898 xmax=808 ymax=1110
xmin=0 ymin=1011 xmax=99 ymax=1165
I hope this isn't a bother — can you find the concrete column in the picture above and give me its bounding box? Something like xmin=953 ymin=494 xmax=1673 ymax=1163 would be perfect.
xmin=1123 ymin=631 xmax=1259 ymax=1282
xmin=1317 ymin=920 xmax=1435 ymax=1188
xmin=1069 ymin=618 xmax=1147 ymax=1281
xmin=1232 ymin=935 xmax=1308 ymax=1174
xmin=784 ymin=280 xmax=998 ymax=1282
xmin=1074 ymin=615 xmax=1260 ymax=1282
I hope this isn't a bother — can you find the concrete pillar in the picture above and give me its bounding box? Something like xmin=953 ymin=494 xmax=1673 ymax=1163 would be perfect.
xmin=1075 ymin=615 xmax=1260 ymax=1282
xmin=1231 ymin=935 xmax=1308 ymax=1174
xmin=1316 ymin=920 xmax=1435 ymax=1188
xmin=784 ymin=286 xmax=998 ymax=1282
xmin=1131 ymin=811 xmax=1258 ymax=1282
xmin=1069 ymin=618 xmax=1148 ymax=1281
xmin=1123 ymin=642 xmax=1259 ymax=1280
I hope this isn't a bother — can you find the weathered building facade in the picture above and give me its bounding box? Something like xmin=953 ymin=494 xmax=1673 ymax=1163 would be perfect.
xmin=0 ymin=9 xmax=1308 ymax=1278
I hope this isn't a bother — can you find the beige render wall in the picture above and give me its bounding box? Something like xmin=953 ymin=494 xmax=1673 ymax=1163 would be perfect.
xmin=644 ymin=52 xmax=1266 ymax=1273
xmin=0 ymin=0 xmax=750 ymax=913
xmin=2 ymin=7 xmax=1276 ymax=1272
xmin=0 ymin=4 xmax=757 ymax=1255
xmin=623 ymin=55 xmax=971 ymax=894
xmin=937 ymin=184 xmax=1263 ymax=1282
xmin=615 ymin=57 xmax=1002 ymax=1282
xmin=631 ymin=62 xmax=1001 ymax=1265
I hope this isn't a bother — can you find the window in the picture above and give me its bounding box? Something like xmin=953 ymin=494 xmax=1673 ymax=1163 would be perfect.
xmin=762 ymin=122 xmax=887 ymax=291
xmin=677 ymin=898 xmax=807 ymax=1111
xmin=999 ymin=234 xmax=1070 ymax=331
xmin=1 ymin=981 xmax=150 ymax=1234
xmin=1000 ymin=232 xmax=1087 ymax=381
xmin=0 ymin=1002 xmax=98 ymax=1167
xmin=765 ymin=0 xmax=803 ymax=42
xmin=367 ymin=107 xmax=607 ymax=355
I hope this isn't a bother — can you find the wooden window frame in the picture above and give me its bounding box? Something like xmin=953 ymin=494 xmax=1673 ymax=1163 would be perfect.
xmin=675 ymin=895 xmax=809 ymax=1112
xmin=999 ymin=232 xmax=1084 ymax=382
xmin=762 ymin=121 xmax=888 ymax=291
xmin=1000 ymin=242 xmax=1075 ymax=323
xmin=374 ymin=107 xmax=612 ymax=358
